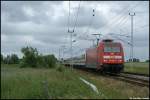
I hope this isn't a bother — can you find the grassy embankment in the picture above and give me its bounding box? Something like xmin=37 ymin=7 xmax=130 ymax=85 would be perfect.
xmin=1 ymin=64 xmax=149 ymax=99
xmin=124 ymin=62 xmax=149 ymax=75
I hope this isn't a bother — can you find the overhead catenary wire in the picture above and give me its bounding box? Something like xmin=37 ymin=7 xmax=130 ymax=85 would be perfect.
xmin=106 ymin=15 xmax=129 ymax=34
xmin=69 ymin=2 xmax=99 ymax=57
xmin=84 ymin=3 xmax=98 ymax=35
xmin=75 ymin=2 xmax=99 ymax=42
xmin=109 ymin=11 xmax=149 ymax=37
xmin=120 ymin=27 xmax=130 ymax=35
xmin=112 ymin=3 xmax=147 ymax=34
xmin=134 ymin=24 xmax=149 ymax=31
xmin=116 ymin=16 xmax=130 ymax=33
xmin=119 ymin=13 xmax=148 ymax=35
xmin=66 ymin=1 xmax=146 ymax=60
xmin=98 ymin=5 xmax=131 ymax=34
xmin=77 ymin=2 xmax=135 ymax=41
xmin=67 ymin=0 xmax=71 ymax=32
xmin=103 ymin=1 xmax=142 ymax=28
xmin=72 ymin=1 xmax=81 ymax=32
xmin=97 ymin=2 xmax=142 ymax=35
xmin=76 ymin=2 xmax=142 ymax=45
xmin=109 ymin=35 xmax=132 ymax=46
xmin=97 ymin=2 xmax=142 ymax=40
xmin=90 ymin=10 xmax=130 ymax=42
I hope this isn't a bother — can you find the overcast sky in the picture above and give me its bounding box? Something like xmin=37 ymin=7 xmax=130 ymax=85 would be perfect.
xmin=1 ymin=1 xmax=149 ymax=61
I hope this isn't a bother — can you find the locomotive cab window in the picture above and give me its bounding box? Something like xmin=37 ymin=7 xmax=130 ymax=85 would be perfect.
xmin=104 ymin=46 xmax=120 ymax=52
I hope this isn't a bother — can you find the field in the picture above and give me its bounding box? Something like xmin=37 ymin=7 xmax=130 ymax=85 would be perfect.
xmin=124 ymin=62 xmax=149 ymax=75
xmin=1 ymin=64 xmax=149 ymax=99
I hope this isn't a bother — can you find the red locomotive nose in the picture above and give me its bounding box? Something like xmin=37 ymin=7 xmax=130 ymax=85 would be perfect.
xmin=110 ymin=53 xmax=114 ymax=55
xmin=86 ymin=39 xmax=124 ymax=73
xmin=103 ymin=54 xmax=123 ymax=64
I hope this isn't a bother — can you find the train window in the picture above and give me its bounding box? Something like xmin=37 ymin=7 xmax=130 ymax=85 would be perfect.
xmin=104 ymin=46 xmax=120 ymax=52
xmin=104 ymin=47 xmax=112 ymax=52
xmin=112 ymin=47 xmax=120 ymax=52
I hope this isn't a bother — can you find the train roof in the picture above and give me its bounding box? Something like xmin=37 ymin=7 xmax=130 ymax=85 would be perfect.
xmin=87 ymin=39 xmax=122 ymax=50
xmin=102 ymin=39 xmax=113 ymax=42
xmin=100 ymin=39 xmax=122 ymax=46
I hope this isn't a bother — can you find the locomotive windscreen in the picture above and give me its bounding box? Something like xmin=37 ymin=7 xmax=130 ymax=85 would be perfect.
xmin=104 ymin=47 xmax=120 ymax=52
xmin=104 ymin=43 xmax=121 ymax=52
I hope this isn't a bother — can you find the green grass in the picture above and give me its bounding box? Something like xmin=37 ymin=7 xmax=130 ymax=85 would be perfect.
xmin=1 ymin=64 xmax=149 ymax=99
xmin=1 ymin=64 xmax=100 ymax=99
xmin=75 ymin=69 xmax=149 ymax=99
xmin=124 ymin=62 xmax=149 ymax=75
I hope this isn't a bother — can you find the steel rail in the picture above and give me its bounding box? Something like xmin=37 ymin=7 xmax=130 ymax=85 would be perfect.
xmin=121 ymin=71 xmax=149 ymax=77
xmin=106 ymin=72 xmax=149 ymax=87
xmin=64 ymin=63 xmax=149 ymax=87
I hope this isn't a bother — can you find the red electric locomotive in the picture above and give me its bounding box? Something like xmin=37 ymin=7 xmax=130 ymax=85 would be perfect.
xmin=85 ymin=39 xmax=124 ymax=73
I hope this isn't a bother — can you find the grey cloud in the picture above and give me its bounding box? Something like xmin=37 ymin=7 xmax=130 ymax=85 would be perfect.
xmin=1 ymin=1 xmax=149 ymax=60
xmin=57 ymin=5 xmax=108 ymax=30
xmin=1 ymin=1 xmax=63 ymax=24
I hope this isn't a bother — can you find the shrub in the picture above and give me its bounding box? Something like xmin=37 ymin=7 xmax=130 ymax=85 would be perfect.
xmin=56 ymin=65 xmax=65 ymax=72
xmin=1 ymin=54 xmax=3 ymax=63
xmin=39 ymin=55 xmax=57 ymax=68
xmin=20 ymin=46 xmax=57 ymax=68
xmin=46 ymin=55 xmax=57 ymax=68
xmin=21 ymin=46 xmax=38 ymax=68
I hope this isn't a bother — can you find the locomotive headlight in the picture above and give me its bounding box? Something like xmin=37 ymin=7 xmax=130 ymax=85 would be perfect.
xmin=115 ymin=56 xmax=122 ymax=59
xmin=104 ymin=60 xmax=107 ymax=62
xmin=103 ymin=56 xmax=110 ymax=59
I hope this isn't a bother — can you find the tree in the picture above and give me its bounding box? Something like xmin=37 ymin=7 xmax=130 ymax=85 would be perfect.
xmin=145 ymin=60 xmax=149 ymax=62
xmin=1 ymin=54 xmax=3 ymax=63
xmin=10 ymin=54 xmax=19 ymax=64
xmin=21 ymin=46 xmax=38 ymax=68
xmin=3 ymin=55 xmax=11 ymax=64
xmin=20 ymin=46 xmax=58 ymax=68
xmin=3 ymin=54 xmax=19 ymax=64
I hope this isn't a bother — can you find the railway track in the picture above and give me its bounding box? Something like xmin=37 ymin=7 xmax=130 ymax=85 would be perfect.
xmin=122 ymin=71 xmax=149 ymax=77
xmin=106 ymin=72 xmax=149 ymax=87
xmin=71 ymin=66 xmax=149 ymax=87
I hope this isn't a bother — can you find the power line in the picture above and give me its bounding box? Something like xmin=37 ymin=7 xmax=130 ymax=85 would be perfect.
xmin=76 ymin=1 xmax=144 ymax=42
xmin=120 ymin=19 xmax=148 ymax=35
xmin=66 ymin=2 xmax=145 ymax=60
xmin=109 ymin=34 xmax=131 ymax=46
xmin=94 ymin=2 xmax=143 ymax=40
xmin=67 ymin=0 xmax=71 ymax=32
xmin=134 ymin=24 xmax=149 ymax=31
xmin=115 ymin=16 xmax=130 ymax=34
xmin=109 ymin=33 xmax=130 ymax=38
xmin=107 ymin=15 xmax=130 ymax=35
xmin=72 ymin=1 xmax=81 ymax=32
xmin=75 ymin=3 xmax=98 ymax=42
xmin=106 ymin=15 xmax=129 ymax=34
xmin=119 ymin=24 xmax=148 ymax=36
xmin=84 ymin=3 xmax=98 ymax=35
xmin=98 ymin=2 xmax=142 ymax=34
xmin=99 ymin=5 xmax=131 ymax=33
xmin=116 ymin=15 xmax=129 ymax=28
